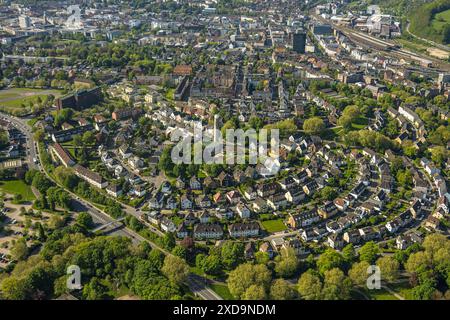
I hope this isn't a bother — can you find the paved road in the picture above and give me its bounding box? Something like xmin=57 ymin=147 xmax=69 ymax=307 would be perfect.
xmin=0 ymin=112 xmax=38 ymax=170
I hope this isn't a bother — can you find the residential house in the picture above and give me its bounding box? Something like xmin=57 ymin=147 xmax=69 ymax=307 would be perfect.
xmin=106 ymin=184 xmax=122 ymax=198
xmin=50 ymin=143 xmax=75 ymax=167
xmin=184 ymin=211 xmax=197 ymax=226
xmin=252 ymin=198 xmax=268 ymax=213
xmin=194 ymin=224 xmax=223 ymax=240
xmin=190 ymin=176 xmax=202 ymax=190
xmin=358 ymin=226 xmax=379 ymax=241
xmin=257 ymin=182 xmax=279 ymax=197
xmin=267 ymin=193 xmax=288 ymax=210
xmin=343 ymin=230 xmax=361 ymax=244
xmin=180 ymin=194 xmax=193 ymax=209
xmin=198 ymin=210 xmax=211 ymax=224
xmin=196 ymin=194 xmax=212 ymax=208
xmin=236 ymin=202 xmax=251 ymax=219
xmin=285 ymin=186 xmax=306 ymax=205
xmin=73 ymin=165 xmax=108 ymax=189
xmin=243 ymin=186 xmax=257 ymax=200
xmin=287 ymin=210 xmax=320 ymax=229
xmin=259 ymin=242 xmax=274 ymax=259
xmin=396 ymin=232 xmax=422 ymax=250
xmin=166 ymin=196 xmax=178 ymax=210
xmin=226 ymin=190 xmax=242 ymax=204
xmin=425 ymin=216 xmax=441 ymax=231
xmin=327 ymin=233 xmax=344 ymax=250
xmin=334 ymin=198 xmax=348 ymax=211
xmin=229 ymin=222 xmax=260 ymax=238
xmin=176 ymin=223 xmax=189 ymax=239
xmin=303 ymin=180 xmax=319 ymax=196
xmin=278 ymin=177 xmax=297 ymax=190
xmin=160 ymin=217 xmax=176 ymax=233
xmin=282 ymin=238 xmax=308 ymax=256
xmin=318 ymin=201 xmax=338 ymax=219
xmin=244 ymin=243 xmax=255 ymax=259
xmin=217 ymin=171 xmax=234 ymax=187
xmin=149 ymin=192 xmax=165 ymax=209
xmin=350 ymin=181 xmax=366 ymax=199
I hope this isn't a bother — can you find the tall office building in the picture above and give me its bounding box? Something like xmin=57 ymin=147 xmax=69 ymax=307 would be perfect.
xmin=293 ymin=32 xmax=306 ymax=54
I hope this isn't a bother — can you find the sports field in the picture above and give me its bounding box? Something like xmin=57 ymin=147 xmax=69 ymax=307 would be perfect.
xmin=0 ymin=88 xmax=62 ymax=115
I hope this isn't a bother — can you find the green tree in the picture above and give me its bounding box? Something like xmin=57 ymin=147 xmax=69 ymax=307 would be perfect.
xmin=11 ymin=238 xmax=29 ymax=261
xmin=348 ymin=261 xmax=370 ymax=286
xmin=242 ymin=284 xmax=267 ymax=300
xmin=227 ymin=263 xmax=271 ymax=299
xmin=255 ymin=251 xmax=270 ymax=265
xmin=317 ymin=248 xmax=345 ymax=275
xmin=270 ymin=279 xmax=296 ymax=300
xmin=76 ymin=212 xmax=94 ymax=229
xmin=275 ymin=248 xmax=299 ymax=278
xmin=297 ymin=270 xmax=322 ymax=300
xmin=0 ymin=277 xmax=28 ymax=300
xmin=83 ymin=277 xmax=110 ymax=300
xmin=358 ymin=241 xmax=380 ymax=264
xmin=342 ymin=244 xmax=356 ymax=264
xmin=376 ymin=256 xmax=399 ymax=283
xmin=322 ymin=268 xmax=351 ymax=300
xmin=171 ymin=245 xmax=187 ymax=259
xmin=162 ymin=233 xmax=176 ymax=251
xmin=161 ymin=255 xmax=189 ymax=286
xmin=303 ymin=117 xmax=325 ymax=135
xmin=221 ymin=241 xmax=244 ymax=270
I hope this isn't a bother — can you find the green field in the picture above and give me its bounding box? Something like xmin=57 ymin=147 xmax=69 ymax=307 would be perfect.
xmin=0 ymin=180 xmax=36 ymax=201
xmin=210 ymin=283 xmax=234 ymax=300
xmin=261 ymin=219 xmax=287 ymax=233
xmin=408 ymin=0 xmax=450 ymax=44
xmin=368 ymin=288 xmax=399 ymax=300
xmin=432 ymin=9 xmax=450 ymax=32
xmin=0 ymin=88 xmax=62 ymax=115
xmin=351 ymin=116 xmax=369 ymax=130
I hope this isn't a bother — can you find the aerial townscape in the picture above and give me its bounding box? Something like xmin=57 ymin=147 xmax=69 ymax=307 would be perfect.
xmin=0 ymin=0 xmax=448 ymax=302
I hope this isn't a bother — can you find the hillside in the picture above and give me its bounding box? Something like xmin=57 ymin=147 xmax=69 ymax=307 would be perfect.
xmin=408 ymin=0 xmax=450 ymax=44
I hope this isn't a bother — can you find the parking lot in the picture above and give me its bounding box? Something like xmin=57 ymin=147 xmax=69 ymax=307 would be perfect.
xmin=0 ymin=193 xmax=51 ymax=268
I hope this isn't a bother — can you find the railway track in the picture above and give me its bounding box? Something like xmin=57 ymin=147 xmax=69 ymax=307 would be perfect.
xmin=311 ymin=13 xmax=450 ymax=72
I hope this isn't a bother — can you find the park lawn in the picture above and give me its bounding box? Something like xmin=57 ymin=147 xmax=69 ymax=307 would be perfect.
xmin=351 ymin=116 xmax=369 ymax=130
xmin=369 ymin=288 xmax=399 ymax=300
xmin=0 ymin=180 xmax=36 ymax=201
xmin=210 ymin=283 xmax=234 ymax=300
xmin=389 ymin=282 xmax=414 ymax=300
xmin=189 ymin=267 xmax=219 ymax=281
xmin=261 ymin=218 xmax=287 ymax=233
